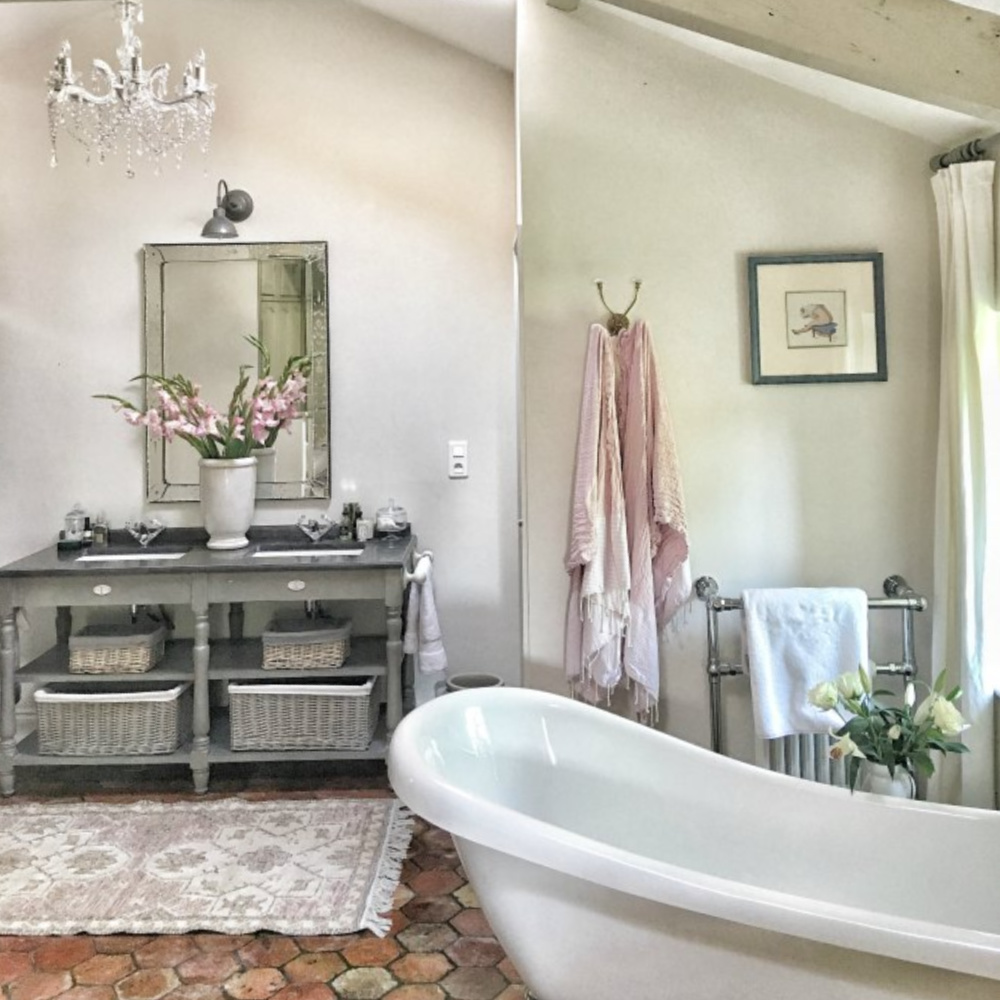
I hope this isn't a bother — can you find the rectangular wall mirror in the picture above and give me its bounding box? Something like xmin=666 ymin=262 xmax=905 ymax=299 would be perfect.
xmin=143 ymin=242 xmax=330 ymax=502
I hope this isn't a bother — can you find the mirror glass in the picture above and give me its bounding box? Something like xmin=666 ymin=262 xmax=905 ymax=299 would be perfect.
xmin=143 ymin=242 xmax=330 ymax=502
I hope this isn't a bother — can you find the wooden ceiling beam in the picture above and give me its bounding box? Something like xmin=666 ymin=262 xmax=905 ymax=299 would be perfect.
xmin=547 ymin=0 xmax=1000 ymax=120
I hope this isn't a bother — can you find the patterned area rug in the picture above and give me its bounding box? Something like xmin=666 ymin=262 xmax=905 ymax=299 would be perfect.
xmin=0 ymin=797 xmax=412 ymax=937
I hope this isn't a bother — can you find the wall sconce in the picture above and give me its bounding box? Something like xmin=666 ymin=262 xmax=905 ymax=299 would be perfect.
xmin=201 ymin=179 xmax=254 ymax=239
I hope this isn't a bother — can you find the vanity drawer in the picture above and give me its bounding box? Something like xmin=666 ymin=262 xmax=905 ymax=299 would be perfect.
xmin=208 ymin=570 xmax=388 ymax=604
xmin=11 ymin=574 xmax=193 ymax=609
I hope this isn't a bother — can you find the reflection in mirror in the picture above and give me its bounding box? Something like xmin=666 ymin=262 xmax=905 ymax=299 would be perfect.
xmin=143 ymin=242 xmax=330 ymax=502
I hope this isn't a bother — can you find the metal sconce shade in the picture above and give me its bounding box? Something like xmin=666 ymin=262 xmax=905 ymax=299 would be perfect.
xmin=201 ymin=179 xmax=253 ymax=239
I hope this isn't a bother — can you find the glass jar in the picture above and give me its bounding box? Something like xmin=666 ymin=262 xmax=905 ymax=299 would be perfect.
xmin=375 ymin=498 xmax=409 ymax=540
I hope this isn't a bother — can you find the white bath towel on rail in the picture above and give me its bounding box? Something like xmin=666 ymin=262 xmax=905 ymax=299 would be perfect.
xmin=742 ymin=588 xmax=868 ymax=739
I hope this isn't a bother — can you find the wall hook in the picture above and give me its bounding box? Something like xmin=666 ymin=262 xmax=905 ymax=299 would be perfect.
xmin=596 ymin=279 xmax=642 ymax=335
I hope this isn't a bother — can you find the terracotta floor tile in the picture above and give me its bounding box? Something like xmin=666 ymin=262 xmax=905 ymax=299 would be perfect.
xmin=388 ymin=953 xmax=452 ymax=984
xmin=222 ymin=968 xmax=287 ymax=1000
xmin=237 ymin=938 xmax=300 ymax=970
xmin=0 ymin=936 xmax=43 ymax=952
xmin=73 ymin=953 xmax=136 ymax=986
xmin=406 ymin=871 xmax=463 ymax=899
xmin=33 ymin=937 xmax=96 ymax=972
xmin=10 ymin=970 xmax=74 ymax=1000
xmin=0 ymin=950 xmax=35 ymax=985
xmin=437 ymin=967 xmax=508 ymax=1000
xmin=133 ymin=938 xmax=200 ymax=970
xmin=281 ymin=953 xmax=346 ymax=984
xmin=400 ymin=898 xmax=460 ymax=925
xmin=383 ymin=987 xmax=446 ymax=1000
xmin=93 ymin=937 xmax=152 ymax=956
xmin=443 ymin=939 xmax=504 ymax=969
xmin=161 ymin=986 xmax=227 ymax=1000
xmin=447 ymin=911 xmax=492 ymax=938
xmin=177 ymin=951 xmax=242 ymax=985
xmin=395 ymin=925 xmax=457 ymax=955
xmin=192 ymin=936 xmax=255 ymax=955
xmin=59 ymin=987 xmax=117 ymax=1000
xmin=116 ymin=968 xmax=182 ymax=1000
xmin=330 ymin=966 xmax=397 ymax=1000
xmin=270 ymin=986 xmax=335 ymax=1000
xmin=290 ymin=936 xmax=356 ymax=954
xmin=340 ymin=938 xmax=401 ymax=968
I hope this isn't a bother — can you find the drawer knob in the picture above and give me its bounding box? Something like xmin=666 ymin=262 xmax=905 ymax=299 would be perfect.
xmin=287 ymin=579 xmax=306 ymax=592
xmin=92 ymin=584 xmax=112 ymax=597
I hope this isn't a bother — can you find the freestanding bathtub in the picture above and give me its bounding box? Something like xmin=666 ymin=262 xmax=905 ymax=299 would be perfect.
xmin=387 ymin=686 xmax=1000 ymax=1000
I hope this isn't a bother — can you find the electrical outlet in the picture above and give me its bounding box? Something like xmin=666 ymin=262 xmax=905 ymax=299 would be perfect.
xmin=448 ymin=440 xmax=468 ymax=479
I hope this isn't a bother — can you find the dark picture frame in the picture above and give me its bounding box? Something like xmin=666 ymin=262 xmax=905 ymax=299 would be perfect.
xmin=748 ymin=252 xmax=886 ymax=385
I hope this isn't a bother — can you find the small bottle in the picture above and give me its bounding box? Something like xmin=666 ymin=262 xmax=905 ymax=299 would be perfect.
xmin=92 ymin=514 xmax=109 ymax=547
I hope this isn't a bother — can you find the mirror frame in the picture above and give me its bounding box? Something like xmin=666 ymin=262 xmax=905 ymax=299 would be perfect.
xmin=143 ymin=241 xmax=330 ymax=503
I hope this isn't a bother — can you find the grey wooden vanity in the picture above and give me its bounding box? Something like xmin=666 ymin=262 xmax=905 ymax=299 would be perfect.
xmin=0 ymin=530 xmax=416 ymax=795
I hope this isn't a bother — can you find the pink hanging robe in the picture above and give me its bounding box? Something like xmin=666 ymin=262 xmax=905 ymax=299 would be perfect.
xmin=564 ymin=324 xmax=631 ymax=703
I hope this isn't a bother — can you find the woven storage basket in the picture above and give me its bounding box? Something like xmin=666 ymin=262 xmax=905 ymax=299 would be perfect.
xmin=261 ymin=617 xmax=352 ymax=670
xmin=228 ymin=676 xmax=378 ymax=751
xmin=34 ymin=682 xmax=192 ymax=756
xmin=68 ymin=620 xmax=167 ymax=674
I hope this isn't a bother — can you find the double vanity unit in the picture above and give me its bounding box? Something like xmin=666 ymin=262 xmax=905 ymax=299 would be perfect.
xmin=0 ymin=529 xmax=416 ymax=795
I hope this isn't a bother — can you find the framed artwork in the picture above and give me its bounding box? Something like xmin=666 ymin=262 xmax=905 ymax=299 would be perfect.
xmin=747 ymin=252 xmax=886 ymax=385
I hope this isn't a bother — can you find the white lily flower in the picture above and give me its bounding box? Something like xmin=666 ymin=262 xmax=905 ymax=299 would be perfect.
xmin=931 ymin=697 xmax=968 ymax=736
xmin=835 ymin=671 xmax=865 ymax=700
xmin=830 ymin=734 xmax=865 ymax=761
xmin=808 ymin=681 xmax=838 ymax=710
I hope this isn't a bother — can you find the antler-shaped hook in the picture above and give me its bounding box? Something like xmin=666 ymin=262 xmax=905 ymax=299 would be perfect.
xmin=595 ymin=279 xmax=642 ymax=335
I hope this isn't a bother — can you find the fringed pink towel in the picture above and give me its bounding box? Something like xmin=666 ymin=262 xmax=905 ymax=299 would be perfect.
xmin=564 ymin=324 xmax=630 ymax=703
xmin=565 ymin=319 xmax=690 ymax=720
xmin=617 ymin=320 xmax=691 ymax=718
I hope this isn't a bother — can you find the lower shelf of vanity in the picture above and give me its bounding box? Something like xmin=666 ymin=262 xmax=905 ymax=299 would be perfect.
xmin=14 ymin=714 xmax=389 ymax=766
xmin=17 ymin=636 xmax=390 ymax=682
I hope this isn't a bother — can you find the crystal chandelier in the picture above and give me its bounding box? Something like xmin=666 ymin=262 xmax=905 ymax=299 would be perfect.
xmin=47 ymin=0 xmax=214 ymax=177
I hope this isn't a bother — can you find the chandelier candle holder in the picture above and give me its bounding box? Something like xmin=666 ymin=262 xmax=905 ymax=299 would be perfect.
xmin=47 ymin=0 xmax=215 ymax=177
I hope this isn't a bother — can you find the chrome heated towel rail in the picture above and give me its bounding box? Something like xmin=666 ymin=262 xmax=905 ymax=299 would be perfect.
xmin=694 ymin=575 xmax=927 ymax=771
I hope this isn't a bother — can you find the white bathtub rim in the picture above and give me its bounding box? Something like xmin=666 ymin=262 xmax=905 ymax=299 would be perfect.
xmin=388 ymin=688 xmax=1000 ymax=983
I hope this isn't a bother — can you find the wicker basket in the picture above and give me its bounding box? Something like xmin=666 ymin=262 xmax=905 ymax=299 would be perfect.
xmin=34 ymin=682 xmax=192 ymax=756
xmin=68 ymin=621 xmax=167 ymax=674
xmin=261 ymin=617 xmax=352 ymax=670
xmin=228 ymin=676 xmax=378 ymax=751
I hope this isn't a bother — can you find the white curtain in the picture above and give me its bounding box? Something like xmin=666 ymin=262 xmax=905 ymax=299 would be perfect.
xmin=930 ymin=160 xmax=1000 ymax=809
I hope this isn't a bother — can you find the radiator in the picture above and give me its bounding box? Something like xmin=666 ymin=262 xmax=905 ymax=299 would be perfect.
xmin=760 ymin=734 xmax=848 ymax=787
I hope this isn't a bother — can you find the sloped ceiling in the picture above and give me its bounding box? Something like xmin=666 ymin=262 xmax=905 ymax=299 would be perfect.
xmin=349 ymin=0 xmax=516 ymax=70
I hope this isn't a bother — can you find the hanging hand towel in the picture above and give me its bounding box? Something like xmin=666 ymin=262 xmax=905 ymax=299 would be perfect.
xmin=403 ymin=571 xmax=448 ymax=675
xmin=742 ymin=587 xmax=868 ymax=739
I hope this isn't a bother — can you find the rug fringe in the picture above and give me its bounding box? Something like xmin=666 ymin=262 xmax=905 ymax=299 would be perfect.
xmin=361 ymin=802 xmax=415 ymax=937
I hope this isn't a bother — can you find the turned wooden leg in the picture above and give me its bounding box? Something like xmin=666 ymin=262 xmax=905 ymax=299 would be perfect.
xmin=190 ymin=594 xmax=211 ymax=793
xmin=0 ymin=611 xmax=18 ymax=796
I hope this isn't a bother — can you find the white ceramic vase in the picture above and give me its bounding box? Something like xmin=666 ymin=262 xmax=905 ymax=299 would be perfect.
xmin=199 ymin=457 xmax=257 ymax=550
xmin=861 ymin=762 xmax=916 ymax=799
xmin=255 ymin=447 xmax=277 ymax=484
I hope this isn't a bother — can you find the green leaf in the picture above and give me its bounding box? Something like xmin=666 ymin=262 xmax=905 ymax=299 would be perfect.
xmin=933 ymin=670 xmax=948 ymax=694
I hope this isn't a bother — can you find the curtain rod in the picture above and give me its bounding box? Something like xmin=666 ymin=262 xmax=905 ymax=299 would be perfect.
xmin=930 ymin=132 xmax=1000 ymax=172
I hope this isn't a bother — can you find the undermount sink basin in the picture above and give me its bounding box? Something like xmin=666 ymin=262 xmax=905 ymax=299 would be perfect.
xmin=76 ymin=546 xmax=190 ymax=562
xmin=251 ymin=545 xmax=364 ymax=559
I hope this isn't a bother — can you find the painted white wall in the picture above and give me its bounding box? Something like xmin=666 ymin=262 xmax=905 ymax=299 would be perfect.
xmin=518 ymin=0 xmax=942 ymax=762
xmin=0 ymin=0 xmax=521 ymax=684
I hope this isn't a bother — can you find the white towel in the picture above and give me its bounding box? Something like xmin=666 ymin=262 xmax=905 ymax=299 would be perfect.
xmin=403 ymin=573 xmax=448 ymax=675
xmin=742 ymin=588 xmax=868 ymax=739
